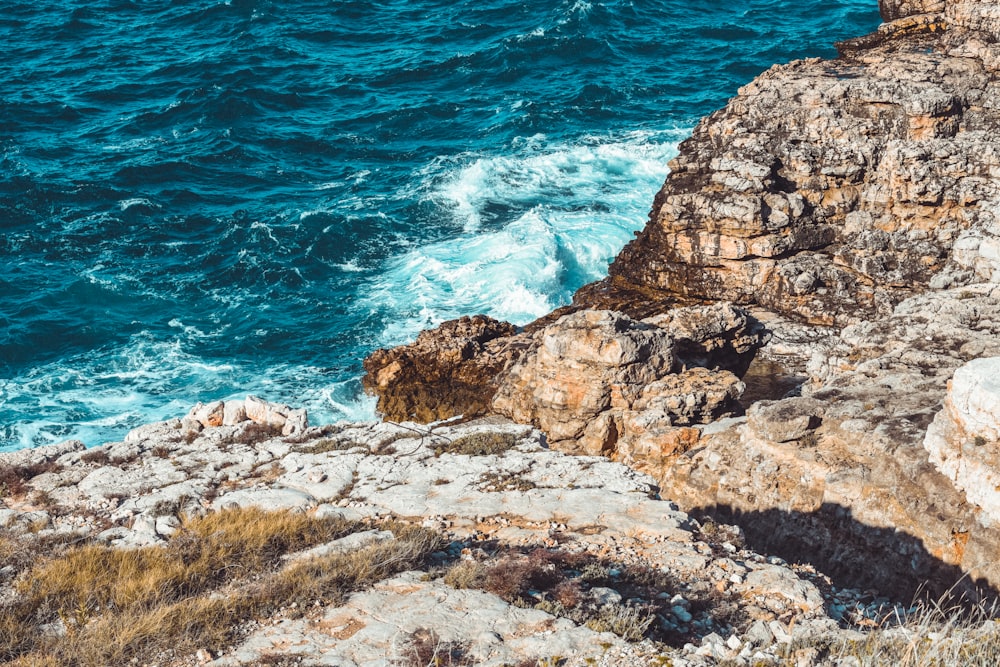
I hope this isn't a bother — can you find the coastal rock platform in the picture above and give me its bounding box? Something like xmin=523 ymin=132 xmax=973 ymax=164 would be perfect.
xmin=1 ymin=411 xmax=875 ymax=666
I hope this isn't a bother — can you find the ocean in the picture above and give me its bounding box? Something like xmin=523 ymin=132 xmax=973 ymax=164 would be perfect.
xmin=0 ymin=0 xmax=880 ymax=451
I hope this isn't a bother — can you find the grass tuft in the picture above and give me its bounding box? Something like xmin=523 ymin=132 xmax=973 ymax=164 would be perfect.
xmin=440 ymin=547 xmax=670 ymax=644
xmin=402 ymin=627 xmax=474 ymax=666
xmin=826 ymin=596 xmax=1000 ymax=666
xmin=434 ymin=432 xmax=519 ymax=457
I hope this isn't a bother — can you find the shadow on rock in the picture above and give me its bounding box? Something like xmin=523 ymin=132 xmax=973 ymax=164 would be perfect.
xmin=689 ymin=502 xmax=999 ymax=606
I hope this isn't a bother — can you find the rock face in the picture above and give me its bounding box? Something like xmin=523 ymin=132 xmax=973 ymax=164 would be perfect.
xmin=925 ymin=357 xmax=1000 ymax=526
xmin=603 ymin=0 xmax=1000 ymax=326
xmin=492 ymin=309 xmax=748 ymax=456
xmin=647 ymin=286 xmax=1000 ymax=600
xmin=362 ymin=315 xmax=520 ymax=422
xmin=365 ymin=304 xmax=764 ymax=431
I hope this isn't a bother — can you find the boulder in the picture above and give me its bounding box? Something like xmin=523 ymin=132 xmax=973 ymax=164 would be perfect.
xmin=189 ymin=401 xmax=225 ymax=428
xmin=362 ymin=315 xmax=521 ymax=422
xmin=243 ymin=396 xmax=308 ymax=436
xmin=747 ymin=398 xmax=824 ymax=443
xmin=924 ymin=357 xmax=1000 ymax=526
xmin=492 ymin=310 xmax=746 ymax=455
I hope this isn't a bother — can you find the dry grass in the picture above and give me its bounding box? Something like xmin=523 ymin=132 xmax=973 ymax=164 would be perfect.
xmin=583 ymin=604 xmax=654 ymax=642
xmin=441 ymin=548 xmax=663 ymax=644
xmin=402 ymin=627 xmax=474 ymax=666
xmin=434 ymin=432 xmax=519 ymax=457
xmin=826 ymin=598 xmax=1000 ymax=666
xmin=0 ymin=507 xmax=443 ymax=666
xmin=295 ymin=437 xmax=368 ymax=455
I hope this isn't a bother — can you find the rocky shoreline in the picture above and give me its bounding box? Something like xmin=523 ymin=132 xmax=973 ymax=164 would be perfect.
xmin=0 ymin=399 xmax=935 ymax=666
xmin=365 ymin=0 xmax=1000 ymax=604
xmin=7 ymin=0 xmax=1000 ymax=664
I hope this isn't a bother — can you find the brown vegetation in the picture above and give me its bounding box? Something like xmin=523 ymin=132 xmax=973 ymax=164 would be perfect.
xmin=434 ymin=431 xmax=519 ymax=457
xmin=0 ymin=507 xmax=443 ymax=666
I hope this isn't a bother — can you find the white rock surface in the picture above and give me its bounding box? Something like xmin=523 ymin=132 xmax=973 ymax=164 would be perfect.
xmin=925 ymin=357 xmax=1000 ymax=525
xmin=0 ymin=403 xmax=853 ymax=666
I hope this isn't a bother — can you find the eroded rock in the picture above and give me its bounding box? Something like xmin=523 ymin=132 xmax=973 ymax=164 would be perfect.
xmin=925 ymin=357 xmax=1000 ymax=526
xmin=362 ymin=315 xmax=521 ymax=422
xmin=492 ymin=309 xmax=749 ymax=455
xmin=185 ymin=395 xmax=308 ymax=436
xmin=595 ymin=6 xmax=1000 ymax=326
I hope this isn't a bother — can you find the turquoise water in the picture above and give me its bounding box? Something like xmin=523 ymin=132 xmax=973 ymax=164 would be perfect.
xmin=0 ymin=0 xmax=881 ymax=450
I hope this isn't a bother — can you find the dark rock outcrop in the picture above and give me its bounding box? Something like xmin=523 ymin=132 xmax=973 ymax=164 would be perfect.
xmin=362 ymin=315 xmax=521 ymax=422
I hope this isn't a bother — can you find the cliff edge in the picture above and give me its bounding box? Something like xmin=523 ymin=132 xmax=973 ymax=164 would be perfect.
xmin=364 ymin=0 xmax=1000 ymax=601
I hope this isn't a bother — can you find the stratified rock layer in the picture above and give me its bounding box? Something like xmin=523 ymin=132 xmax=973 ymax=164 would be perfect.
xmin=365 ymin=304 xmax=764 ymax=428
xmin=603 ymin=0 xmax=1000 ymax=325
xmin=492 ymin=309 xmax=747 ymax=457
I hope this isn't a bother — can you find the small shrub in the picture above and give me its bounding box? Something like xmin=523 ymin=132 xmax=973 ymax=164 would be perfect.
xmin=402 ymin=628 xmax=473 ymax=666
xmin=477 ymin=472 xmax=536 ymax=493
xmin=296 ymin=437 xmax=366 ymax=455
xmin=239 ymin=422 xmax=283 ymax=445
xmin=434 ymin=432 xmax=519 ymax=457
xmin=443 ymin=560 xmax=486 ymax=590
xmin=552 ymin=580 xmax=584 ymax=608
xmin=249 ymin=462 xmax=286 ymax=482
xmin=150 ymin=499 xmax=180 ymax=517
xmin=483 ymin=554 xmax=561 ymax=602
xmin=0 ymin=461 xmax=61 ymax=499
xmin=80 ymin=450 xmax=110 ymax=465
xmin=585 ymin=604 xmax=655 ymax=641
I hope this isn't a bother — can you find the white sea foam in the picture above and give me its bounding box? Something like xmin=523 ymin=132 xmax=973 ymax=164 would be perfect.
xmin=119 ymin=197 xmax=160 ymax=211
xmin=365 ymin=130 xmax=685 ymax=348
xmin=0 ymin=334 xmax=377 ymax=451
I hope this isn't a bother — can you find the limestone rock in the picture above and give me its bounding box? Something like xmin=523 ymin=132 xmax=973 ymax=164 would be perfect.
xmin=189 ymin=401 xmax=225 ymax=428
xmin=643 ymin=301 xmax=766 ymax=376
xmin=243 ymin=395 xmax=308 ymax=435
xmin=362 ymin=315 xmax=521 ymax=422
xmin=592 ymin=7 xmax=1000 ymax=326
xmin=222 ymin=400 xmax=247 ymax=426
xmin=747 ymin=398 xmax=824 ymax=443
xmin=0 ymin=439 xmax=84 ymax=468
xmin=879 ymin=0 xmax=944 ymax=21
xmin=645 ymin=286 xmax=1000 ymax=600
xmin=0 ymin=407 xmax=908 ymax=665
xmin=491 ymin=309 xmax=745 ymax=455
xmin=924 ymin=357 xmax=1000 ymax=526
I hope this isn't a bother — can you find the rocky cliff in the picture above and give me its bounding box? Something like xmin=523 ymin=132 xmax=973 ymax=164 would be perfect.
xmin=364 ymin=0 xmax=1000 ymax=603
xmin=0 ymin=402 xmax=886 ymax=666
